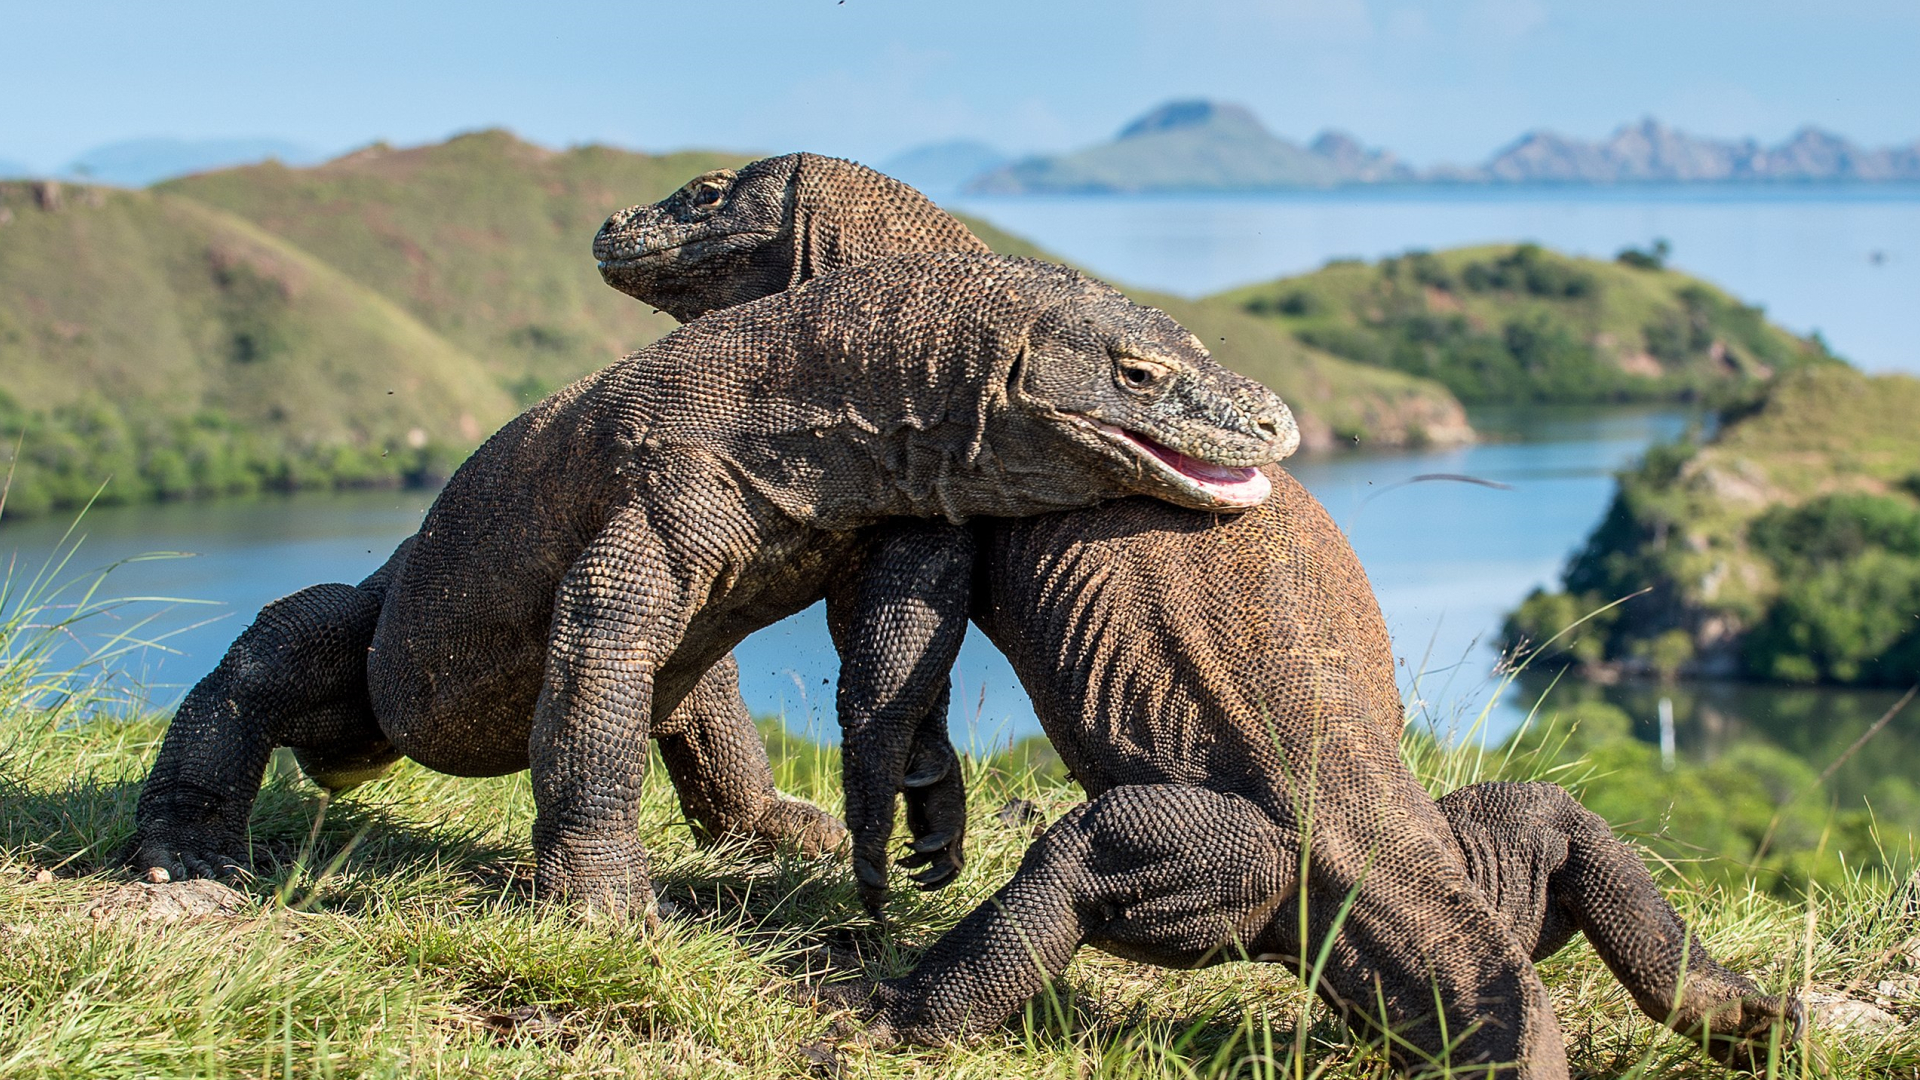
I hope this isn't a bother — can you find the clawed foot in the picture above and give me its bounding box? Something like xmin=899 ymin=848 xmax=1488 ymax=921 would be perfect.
xmin=535 ymin=833 xmax=660 ymax=927
xmin=756 ymin=796 xmax=851 ymax=858
xmin=1704 ymin=994 xmax=1804 ymax=1072
xmin=899 ymin=739 xmax=966 ymax=891
xmin=124 ymin=825 xmax=248 ymax=885
xmin=812 ymin=980 xmax=903 ymax=1046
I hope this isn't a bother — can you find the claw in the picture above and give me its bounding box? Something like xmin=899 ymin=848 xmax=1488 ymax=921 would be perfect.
xmin=901 ymin=759 xmax=951 ymax=789
xmin=911 ymin=862 xmax=959 ymax=890
xmin=906 ymin=831 xmax=951 ymax=854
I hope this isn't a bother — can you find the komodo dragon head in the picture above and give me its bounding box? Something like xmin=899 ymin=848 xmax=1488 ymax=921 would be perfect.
xmin=990 ymin=264 xmax=1298 ymax=509
xmin=594 ymin=152 xmax=991 ymax=322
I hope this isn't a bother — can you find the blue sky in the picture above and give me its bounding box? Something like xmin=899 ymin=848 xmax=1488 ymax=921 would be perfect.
xmin=4 ymin=0 xmax=1916 ymax=170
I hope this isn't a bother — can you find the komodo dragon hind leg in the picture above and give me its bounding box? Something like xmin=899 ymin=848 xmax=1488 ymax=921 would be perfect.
xmin=128 ymin=580 xmax=397 ymax=882
xmin=654 ymin=652 xmax=847 ymax=857
xmin=825 ymin=782 xmax=1570 ymax=1078
xmin=822 ymin=785 xmax=1300 ymax=1045
xmin=1441 ymin=781 xmax=1802 ymax=1070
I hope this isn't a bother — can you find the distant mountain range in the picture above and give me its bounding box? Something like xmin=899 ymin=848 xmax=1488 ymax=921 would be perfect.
xmin=0 ymin=138 xmax=327 ymax=186
xmin=953 ymin=101 xmax=1920 ymax=194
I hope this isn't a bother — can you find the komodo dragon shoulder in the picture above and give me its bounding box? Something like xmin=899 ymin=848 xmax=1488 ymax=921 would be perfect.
xmin=593 ymin=154 xmax=1800 ymax=1076
xmin=127 ymin=251 xmax=1293 ymax=928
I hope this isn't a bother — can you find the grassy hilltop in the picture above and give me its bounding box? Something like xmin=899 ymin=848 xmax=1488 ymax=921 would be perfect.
xmin=1507 ymin=365 xmax=1920 ymax=687
xmin=161 ymin=132 xmax=739 ymax=401
xmin=3 ymin=687 xmax=1914 ymax=1077
xmin=1224 ymin=243 xmax=1838 ymax=404
xmin=0 ymin=181 xmax=516 ymax=517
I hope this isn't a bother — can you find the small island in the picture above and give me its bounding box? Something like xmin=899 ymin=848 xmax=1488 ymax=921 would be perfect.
xmin=1506 ymin=364 xmax=1920 ymax=687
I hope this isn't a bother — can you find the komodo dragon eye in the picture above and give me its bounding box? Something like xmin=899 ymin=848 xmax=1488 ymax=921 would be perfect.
xmin=1114 ymin=355 xmax=1174 ymax=392
xmin=675 ymin=171 xmax=735 ymax=212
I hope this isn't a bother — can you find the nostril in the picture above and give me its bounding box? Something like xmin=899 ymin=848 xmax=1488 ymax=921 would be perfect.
xmin=1255 ymin=416 xmax=1280 ymax=439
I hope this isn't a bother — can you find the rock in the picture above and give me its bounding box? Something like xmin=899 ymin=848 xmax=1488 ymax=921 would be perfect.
xmin=1806 ymin=991 xmax=1901 ymax=1034
xmin=1874 ymin=976 xmax=1920 ymax=1002
xmin=85 ymin=879 xmax=252 ymax=925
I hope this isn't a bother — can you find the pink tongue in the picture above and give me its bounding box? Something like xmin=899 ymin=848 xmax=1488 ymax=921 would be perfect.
xmin=1137 ymin=437 xmax=1271 ymax=505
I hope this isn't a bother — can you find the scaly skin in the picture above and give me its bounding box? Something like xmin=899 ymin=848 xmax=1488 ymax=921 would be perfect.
xmin=128 ymin=252 xmax=1295 ymax=921
xmin=595 ymin=155 xmax=1800 ymax=1074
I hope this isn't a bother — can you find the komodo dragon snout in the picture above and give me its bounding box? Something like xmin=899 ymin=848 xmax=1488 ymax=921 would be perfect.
xmin=595 ymin=164 xmax=788 ymax=320
xmin=1017 ymin=295 xmax=1298 ymax=510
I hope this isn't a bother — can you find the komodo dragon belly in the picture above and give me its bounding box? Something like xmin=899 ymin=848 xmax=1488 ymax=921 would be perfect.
xmin=979 ymin=466 xmax=1403 ymax=800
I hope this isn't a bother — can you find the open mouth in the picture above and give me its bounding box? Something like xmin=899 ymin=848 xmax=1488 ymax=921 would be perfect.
xmin=1098 ymin=424 xmax=1272 ymax=508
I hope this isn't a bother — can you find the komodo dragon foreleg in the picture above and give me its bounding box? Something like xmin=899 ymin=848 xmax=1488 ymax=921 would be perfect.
xmin=825 ymin=782 xmax=1568 ymax=1077
xmin=1441 ymin=782 xmax=1801 ymax=1071
xmin=824 ymin=521 xmax=976 ymax=912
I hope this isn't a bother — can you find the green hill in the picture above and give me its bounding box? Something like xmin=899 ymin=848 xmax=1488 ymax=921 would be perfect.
xmin=0 ymin=181 xmax=516 ymax=518
xmin=1222 ymin=244 xmax=1839 ymax=404
xmin=1506 ymin=365 xmax=1920 ymax=686
xmin=957 ymin=215 xmax=1472 ymax=449
xmin=161 ymin=131 xmax=745 ymax=403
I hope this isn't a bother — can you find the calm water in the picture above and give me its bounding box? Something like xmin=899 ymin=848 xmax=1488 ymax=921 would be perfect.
xmin=951 ymin=185 xmax=1920 ymax=376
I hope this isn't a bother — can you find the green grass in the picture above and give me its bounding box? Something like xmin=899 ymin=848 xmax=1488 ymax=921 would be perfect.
xmin=2 ymin=566 xmax=1914 ymax=1077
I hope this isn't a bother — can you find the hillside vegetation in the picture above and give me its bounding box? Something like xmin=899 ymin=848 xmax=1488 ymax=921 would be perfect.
xmin=1506 ymin=365 xmax=1920 ymax=686
xmin=1 ymin=131 xmax=1836 ymax=521
xmin=1223 ymin=244 xmax=1839 ymax=404
xmin=162 ymin=131 xmax=742 ymax=401
xmin=0 ymin=181 xmax=516 ymax=517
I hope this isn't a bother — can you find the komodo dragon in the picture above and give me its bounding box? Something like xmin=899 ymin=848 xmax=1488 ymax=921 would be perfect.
xmin=127 ymin=251 xmax=1295 ymax=918
xmin=593 ymin=154 xmax=1800 ymax=1074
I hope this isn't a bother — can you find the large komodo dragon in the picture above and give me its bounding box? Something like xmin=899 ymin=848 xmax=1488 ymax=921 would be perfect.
xmin=126 ymin=251 xmax=1296 ymax=918
xmin=594 ymin=153 xmax=1800 ymax=1075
